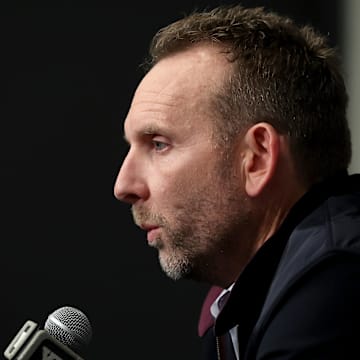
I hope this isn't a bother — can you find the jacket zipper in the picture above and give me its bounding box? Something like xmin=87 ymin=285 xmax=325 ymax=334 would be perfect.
xmin=216 ymin=336 xmax=222 ymax=360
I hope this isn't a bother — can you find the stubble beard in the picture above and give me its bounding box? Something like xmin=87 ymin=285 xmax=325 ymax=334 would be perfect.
xmin=132 ymin=207 xmax=195 ymax=280
xmin=132 ymin=185 xmax=250 ymax=284
xmin=131 ymin=151 xmax=251 ymax=283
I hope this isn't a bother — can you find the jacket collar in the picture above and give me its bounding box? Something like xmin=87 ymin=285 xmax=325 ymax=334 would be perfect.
xmin=215 ymin=171 xmax=359 ymax=342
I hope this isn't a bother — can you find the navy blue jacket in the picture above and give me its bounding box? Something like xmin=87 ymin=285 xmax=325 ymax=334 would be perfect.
xmin=201 ymin=172 xmax=360 ymax=359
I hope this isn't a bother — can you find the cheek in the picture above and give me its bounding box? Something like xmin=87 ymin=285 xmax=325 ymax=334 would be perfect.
xmin=152 ymin=165 xmax=194 ymax=194
xmin=173 ymin=168 xmax=207 ymax=192
xmin=150 ymin=152 xmax=220 ymax=205
xmin=148 ymin=176 xmax=187 ymax=207
xmin=151 ymin=173 xmax=201 ymax=214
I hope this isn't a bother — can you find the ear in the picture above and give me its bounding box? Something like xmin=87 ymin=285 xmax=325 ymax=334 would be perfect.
xmin=242 ymin=122 xmax=281 ymax=197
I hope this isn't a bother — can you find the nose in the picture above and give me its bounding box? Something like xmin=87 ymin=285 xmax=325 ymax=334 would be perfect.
xmin=113 ymin=149 xmax=149 ymax=205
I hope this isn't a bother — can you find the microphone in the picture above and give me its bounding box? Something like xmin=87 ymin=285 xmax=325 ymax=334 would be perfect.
xmin=4 ymin=306 xmax=92 ymax=360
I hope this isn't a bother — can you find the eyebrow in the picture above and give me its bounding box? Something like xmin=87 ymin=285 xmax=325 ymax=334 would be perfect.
xmin=123 ymin=124 xmax=168 ymax=144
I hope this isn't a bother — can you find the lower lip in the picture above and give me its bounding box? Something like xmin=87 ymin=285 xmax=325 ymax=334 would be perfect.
xmin=147 ymin=228 xmax=160 ymax=243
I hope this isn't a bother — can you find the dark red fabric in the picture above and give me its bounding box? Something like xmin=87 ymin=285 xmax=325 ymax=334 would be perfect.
xmin=198 ymin=285 xmax=224 ymax=337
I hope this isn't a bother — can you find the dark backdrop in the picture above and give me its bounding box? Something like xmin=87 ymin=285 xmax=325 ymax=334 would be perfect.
xmin=1 ymin=1 xmax=341 ymax=359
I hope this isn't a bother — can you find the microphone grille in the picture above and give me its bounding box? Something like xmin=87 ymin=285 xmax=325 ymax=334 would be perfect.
xmin=44 ymin=306 xmax=92 ymax=352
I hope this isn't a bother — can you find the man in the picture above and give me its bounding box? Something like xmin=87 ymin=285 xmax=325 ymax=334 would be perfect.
xmin=114 ymin=4 xmax=360 ymax=360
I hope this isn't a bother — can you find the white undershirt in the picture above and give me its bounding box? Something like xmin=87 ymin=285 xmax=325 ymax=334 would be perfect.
xmin=210 ymin=284 xmax=240 ymax=360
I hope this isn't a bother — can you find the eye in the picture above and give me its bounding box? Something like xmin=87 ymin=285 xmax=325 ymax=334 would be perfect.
xmin=152 ymin=140 xmax=168 ymax=152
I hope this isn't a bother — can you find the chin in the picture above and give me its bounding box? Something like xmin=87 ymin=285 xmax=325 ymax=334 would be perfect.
xmin=159 ymin=253 xmax=193 ymax=281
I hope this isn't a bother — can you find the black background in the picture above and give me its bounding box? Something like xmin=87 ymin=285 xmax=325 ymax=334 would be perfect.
xmin=1 ymin=1 xmax=341 ymax=359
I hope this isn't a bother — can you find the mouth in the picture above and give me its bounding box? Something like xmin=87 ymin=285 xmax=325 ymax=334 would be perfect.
xmin=139 ymin=224 xmax=160 ymax=244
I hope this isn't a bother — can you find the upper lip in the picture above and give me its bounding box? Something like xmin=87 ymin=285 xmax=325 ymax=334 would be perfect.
xmin=139 ymin=224 xmax=159 ymax=231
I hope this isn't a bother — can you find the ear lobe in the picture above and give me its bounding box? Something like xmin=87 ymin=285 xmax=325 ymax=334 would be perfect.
xmin=242 ymin=123 xmax=280 ymax=197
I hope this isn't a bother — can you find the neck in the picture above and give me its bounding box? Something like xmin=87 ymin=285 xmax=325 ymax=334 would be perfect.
xmin=256 ymin=183 xmax=307 ymax=247
xmin=216 ymin=184 xmax=306 ymax=288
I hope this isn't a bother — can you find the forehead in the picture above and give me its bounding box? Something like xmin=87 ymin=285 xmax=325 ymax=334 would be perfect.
xmin=139 ymin=44 xmax=227 ymax=96
xmin=124 ymin=44 xmax=229 ymax=138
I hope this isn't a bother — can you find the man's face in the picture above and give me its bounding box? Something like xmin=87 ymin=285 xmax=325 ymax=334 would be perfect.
xmin=114 ymin=44 xmax=251 ymax=284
